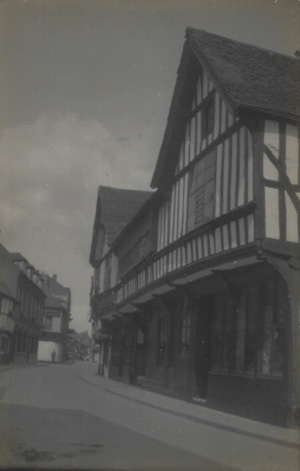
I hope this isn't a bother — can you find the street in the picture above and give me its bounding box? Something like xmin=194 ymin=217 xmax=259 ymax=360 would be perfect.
xmin=0 ymin=361 xmax=299 ymax=471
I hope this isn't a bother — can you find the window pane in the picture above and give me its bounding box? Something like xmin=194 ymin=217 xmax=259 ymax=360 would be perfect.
xmin=223 ymin=293 xmax=234 ymax=371
xmin=273 ymin=281 xmax=285 ymax=376
xmin=212 ymin=295 xmax=223 ymax=371
xmin=244 ymin=286 xmax=258 ymax=374
xmin=44 ymin=316 xmax=53 ymax=331
xmin=258 ymin=281 xmax=274 ymax=376
xmin=235 ymin=292 xmax=246 ymax=372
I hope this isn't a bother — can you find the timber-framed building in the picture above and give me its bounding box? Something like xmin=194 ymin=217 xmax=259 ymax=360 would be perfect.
xmin=89 ymin=29 xmax=300 ymax=428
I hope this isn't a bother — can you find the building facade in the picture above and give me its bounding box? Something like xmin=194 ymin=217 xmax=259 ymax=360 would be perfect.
xmin=37 ymin=274 xmax=71 ymax=363
xmin=89 ymin=186 xmax=152 ymax=376
xmin=1 ymin=250 xmax=46 ymax=365
xmin=89 ymin=29 xmax=300 ymax=428
xmin=0 ymin=245 xmax=20 ymax=364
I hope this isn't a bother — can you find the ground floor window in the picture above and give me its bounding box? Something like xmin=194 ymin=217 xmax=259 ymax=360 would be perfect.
xmin=0 ymin=333 xmax=9 ymax=354
xmin=212 ymin=270 xmax=286 ymax=378
xmin=156 ymin=314 xmax=167 ymax=367
xmin=180 ymin=298 xmax=192 ymax=357
xmin=16 ymin=330 xmax=22 ymax=352
xmin=212 ymin=291 xmax=234 ymax=372
xmin=234 ymin=285 xmax=258 ymax=375
xmin=258 ymin=279 xmax=285 ymax=377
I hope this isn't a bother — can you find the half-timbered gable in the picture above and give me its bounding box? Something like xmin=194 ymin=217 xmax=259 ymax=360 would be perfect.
xmin=89 ymin=185 xmax=152 ymax=375
xmin=114 ymin=192 xmax=158 ymax=306
xmin=116 ymin=193 xmax=156 ymax=280
xmin=89 ymin=186 xmax=151 ymax=296
xmin=153 ymin=28 xmax=299 ymax=274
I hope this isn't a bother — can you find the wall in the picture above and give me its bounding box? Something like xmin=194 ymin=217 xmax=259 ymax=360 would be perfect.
xmin=37 ymin=340 xmax=62 ymax=362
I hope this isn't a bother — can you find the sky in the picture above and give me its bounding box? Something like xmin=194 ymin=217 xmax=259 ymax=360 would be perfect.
xmin=0 ymin=0 xmax=299 ymax=333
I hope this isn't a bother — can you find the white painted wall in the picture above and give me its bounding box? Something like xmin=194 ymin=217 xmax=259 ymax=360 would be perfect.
xmin=38 ymin=341 xmax=62 ymax=362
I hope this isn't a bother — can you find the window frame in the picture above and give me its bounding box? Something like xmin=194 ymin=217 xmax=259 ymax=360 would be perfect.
xmin=202 ymin=95 xmax=215 ymax=139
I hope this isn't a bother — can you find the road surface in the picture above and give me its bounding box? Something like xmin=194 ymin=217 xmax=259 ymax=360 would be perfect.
xmin=0 ymin=361 xmax=299 ymax=470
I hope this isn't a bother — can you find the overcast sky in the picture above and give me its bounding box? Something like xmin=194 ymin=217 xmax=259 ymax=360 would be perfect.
xmin=0 ymin=0 xmax=299 ymax=333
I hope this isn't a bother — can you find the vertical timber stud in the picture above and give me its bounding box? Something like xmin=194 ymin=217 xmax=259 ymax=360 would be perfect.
xmin=152 ymin=294 xmax=171 ymax=391
xmin=252 ymin=118 xmax=265 ymax=245
xmin=279 ymin=122 xmax=287 ymax=241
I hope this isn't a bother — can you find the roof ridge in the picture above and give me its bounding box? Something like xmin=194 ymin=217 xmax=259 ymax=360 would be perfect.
xmin=98 ymin=184 xmax=152 ymax=194
xmin=186 ymin=26 xmax=299 ymax=62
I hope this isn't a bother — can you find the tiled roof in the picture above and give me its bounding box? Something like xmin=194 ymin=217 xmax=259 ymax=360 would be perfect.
xmin=45 ymin=294 xmax=66 ymax=310
xmin=10 ymin=252 xmax=28 ymax=263
xmin=187 ymin=27 xmax=300 ymax=120
xmin=98 ymin=186 xmax=152 ymax=244
xmin=39 ymin=273 xmax=71 ymax=310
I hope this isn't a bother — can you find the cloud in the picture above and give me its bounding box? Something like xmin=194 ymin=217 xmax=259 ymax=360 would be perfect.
xmin=0 ymin=114 xmax=155 ymax=331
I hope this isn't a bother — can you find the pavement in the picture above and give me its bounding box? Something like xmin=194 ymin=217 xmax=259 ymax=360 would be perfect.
xmin=0 ymin=361 xmax=299 ymax=471
xmin=76 ymin=362 xmax=300 ymax=446
xmin=76 ymin=362 xmax=300 ymax=471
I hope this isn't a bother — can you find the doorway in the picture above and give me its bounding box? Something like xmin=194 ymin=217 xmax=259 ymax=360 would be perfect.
xmin=194 ymin=295 xmax=213 ymax=399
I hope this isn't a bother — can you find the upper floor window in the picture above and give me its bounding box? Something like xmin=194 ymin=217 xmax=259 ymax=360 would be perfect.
xmin=103 ymin=256 xmax=112 ymax=292
xmin=44 ymin=316 xmax=53 ymax=331
xmin=202 ymin=96 xmax=214 ymax=139
xmin=0 ymin=297 xmax=13 ymax=315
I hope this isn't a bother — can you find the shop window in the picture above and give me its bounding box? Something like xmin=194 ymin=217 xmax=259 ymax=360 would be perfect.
xmin=180 ymin=298 xmax=191 ymax=356
xmin=168 ymin=303 xmax=180 ymax=367
xmin=211 ymin=296 xmax=223 ymax=372
xmin=156 ymin=315 xmax=167 ymax=367
xmin=234 ymin=285 xmax=258 ymax=375
xmin=22 ymin=332 xmax=27 ymax=352
xmin=16 ymin=331 xmax=22 ymax=352
xmin=0 ymin=334 xmax=8 ymax=353
xmin=187 ymin=150 xmax=216 ymax=232
xmin=211 ymin=292 xmax=234 ymax=373
xmin=212 ymin=276 xmax=285 ymax=379
xmin=258 ymin=280 xmax=285 ymax=377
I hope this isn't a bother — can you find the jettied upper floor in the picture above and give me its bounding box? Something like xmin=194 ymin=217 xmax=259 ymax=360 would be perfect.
xmin=113 ymin=27 xmax=300 ymax=310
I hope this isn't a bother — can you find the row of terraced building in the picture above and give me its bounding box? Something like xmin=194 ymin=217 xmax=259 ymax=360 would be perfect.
xmin=89 ymin=28 xmax=300 ymax=428
xmin=0 ymin=244 xmax=71 ymax=365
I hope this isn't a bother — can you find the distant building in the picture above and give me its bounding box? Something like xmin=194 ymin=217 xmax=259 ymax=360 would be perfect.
xmin=37 ymin=274 xmax=71 ymax=363
xmin=89 ymin=186 xmax=152 ymax=376
xmin=0 ymin=249 xmax=46 ymax=365
xmin=0 ymin=245 xmax=20 ymax=364
xmin=89 ymin=29 xmax=300 ymax=428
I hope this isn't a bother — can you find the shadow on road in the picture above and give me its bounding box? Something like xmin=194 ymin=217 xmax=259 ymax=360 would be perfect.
xmin=0 ymin=402 xmax=234 ymax=470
